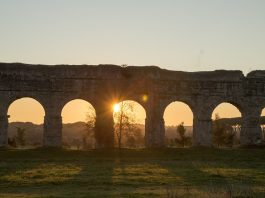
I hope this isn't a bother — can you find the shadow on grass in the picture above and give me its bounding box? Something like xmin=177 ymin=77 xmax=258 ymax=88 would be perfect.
xmin=155 ymin=148 xmax=265 ymax=197
xmin=0 ymin=148 xmax=264 ymax=197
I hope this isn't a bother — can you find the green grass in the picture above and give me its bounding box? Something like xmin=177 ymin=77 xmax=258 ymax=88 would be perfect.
xmin=0 ymin=148 xmax=264 ymax=197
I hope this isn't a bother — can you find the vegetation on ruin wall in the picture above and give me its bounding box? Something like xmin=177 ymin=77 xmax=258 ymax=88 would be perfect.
xmin=0 ymin=148 xmax=264 ymax=198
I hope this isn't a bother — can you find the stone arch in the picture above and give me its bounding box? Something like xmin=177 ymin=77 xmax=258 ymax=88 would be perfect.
xmin=162 ymin=100 xmax=194 ymax=120
xmin=7 ymin=97 xmax=46 ymax=147
xmin=61 ymin=99 xmax=96 ymax=123
xmin=7 ymin=95 xmax=46 ymax=114
xmin=163 ymin=101 xmax=194 ymax=147
xmin=61 ymin=99 xmax=96 ymax=149
xmin=211 ymin=102 xmax=242 ymax=119
xmin=58 ymin=95 xmax=97 ymax=115
xmin=211 ymin=102 xmax=242 ymax=147
xmin=161 ymin=97 xmax=195 ymax=116
xmin=113 ymin=99 xmax=146 ymax=148
xmin=206 ymin=97 xmax=244 ymax=119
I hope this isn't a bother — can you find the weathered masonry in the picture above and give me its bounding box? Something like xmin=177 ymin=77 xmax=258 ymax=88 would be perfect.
xmin=0 ymin=63 xmax=264 ymax=148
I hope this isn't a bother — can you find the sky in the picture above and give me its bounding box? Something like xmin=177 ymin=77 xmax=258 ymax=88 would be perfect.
xmin=1 ymin=0 xmax=265 ymax=125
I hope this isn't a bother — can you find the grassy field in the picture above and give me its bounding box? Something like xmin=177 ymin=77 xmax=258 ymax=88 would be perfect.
xmin=0 ymin=148 xmax=264 ymax=198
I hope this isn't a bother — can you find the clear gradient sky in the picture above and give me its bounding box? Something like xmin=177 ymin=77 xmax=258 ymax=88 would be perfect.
xmin=1 ymin=1 xmax=265 ymax=125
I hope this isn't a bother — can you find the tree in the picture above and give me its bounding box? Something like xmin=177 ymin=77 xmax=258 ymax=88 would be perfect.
xmin=113 ymin=101 xmax=142 ymax=149
xmin=175 ymin=122 xmax=191 ymax=147
xmin=114 ymin=101 xmax=130 ymax=149
xmin=83 ymin=105 xmax=96 ymax=149
xmin=16 ymin=127 xmax=26 ymax=147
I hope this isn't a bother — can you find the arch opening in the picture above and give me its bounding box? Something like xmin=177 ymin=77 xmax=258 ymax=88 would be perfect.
xmin=163 ymin=101 xmax=193 ymax=148
xmin=211 ymin=102 xmax=242 ymax=148
xmin=113 ymin=100 xmax=146 ymax=149
xmin=261 ymin=108 xmax=265 ymax=142
xmin=7 ymin=97 xmax=45 ymax=148
xmin=61 ymin=99 xmax=96 ymax=150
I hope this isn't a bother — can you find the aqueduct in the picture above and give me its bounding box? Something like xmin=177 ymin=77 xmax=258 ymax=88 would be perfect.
xmin=0 ymin=63 xmax=264 ymax=148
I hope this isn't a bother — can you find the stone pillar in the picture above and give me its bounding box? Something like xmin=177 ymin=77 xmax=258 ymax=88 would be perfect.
xmin=0 ymin=114 xmax=8 ymax=147
xmin=145 ymin=109 xmax=165 ymax=148
xmin=241 ymin=107 xmax=262 ymax=146
xmin=94 ymin=103 xmax=114 ymax=148
xmin=193 ymin=113 xmax=212 ymax=147
xmin=43 ymin=112 xmax=62 ymax=147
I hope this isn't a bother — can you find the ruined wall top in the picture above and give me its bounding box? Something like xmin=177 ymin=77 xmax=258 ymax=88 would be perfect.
xmin=0 ymin=62 xmax=246 ymax=82
xmin=247 ymin=70 xmax=265 ymax=78
xmin=0 ymin=62 xmax=264 ymax=113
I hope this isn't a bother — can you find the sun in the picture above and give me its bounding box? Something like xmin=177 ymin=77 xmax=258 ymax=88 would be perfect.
xmin=113 ymin=103 xmax=120 ymax=113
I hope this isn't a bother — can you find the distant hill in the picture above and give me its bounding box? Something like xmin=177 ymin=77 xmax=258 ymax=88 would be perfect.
xmin=8 ymin=122 xmax=191 ymax=145
xmin=9 ymin=122 xmax=43 ymax=145
xmin=9 ymin=122 xmax=88 ymax=146
xmin=8 ymin=116 xmax=265 ymax=145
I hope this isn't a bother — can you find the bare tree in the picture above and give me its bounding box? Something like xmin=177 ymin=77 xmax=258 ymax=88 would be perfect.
xmin=113 ymin=101 xmax=141 ymax=149
xmin=83 ymin=105 xmax=96 ymax=149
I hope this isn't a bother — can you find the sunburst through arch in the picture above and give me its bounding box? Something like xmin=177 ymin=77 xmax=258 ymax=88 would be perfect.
xmin=112 ymin=100 xmax=146 ymax=149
